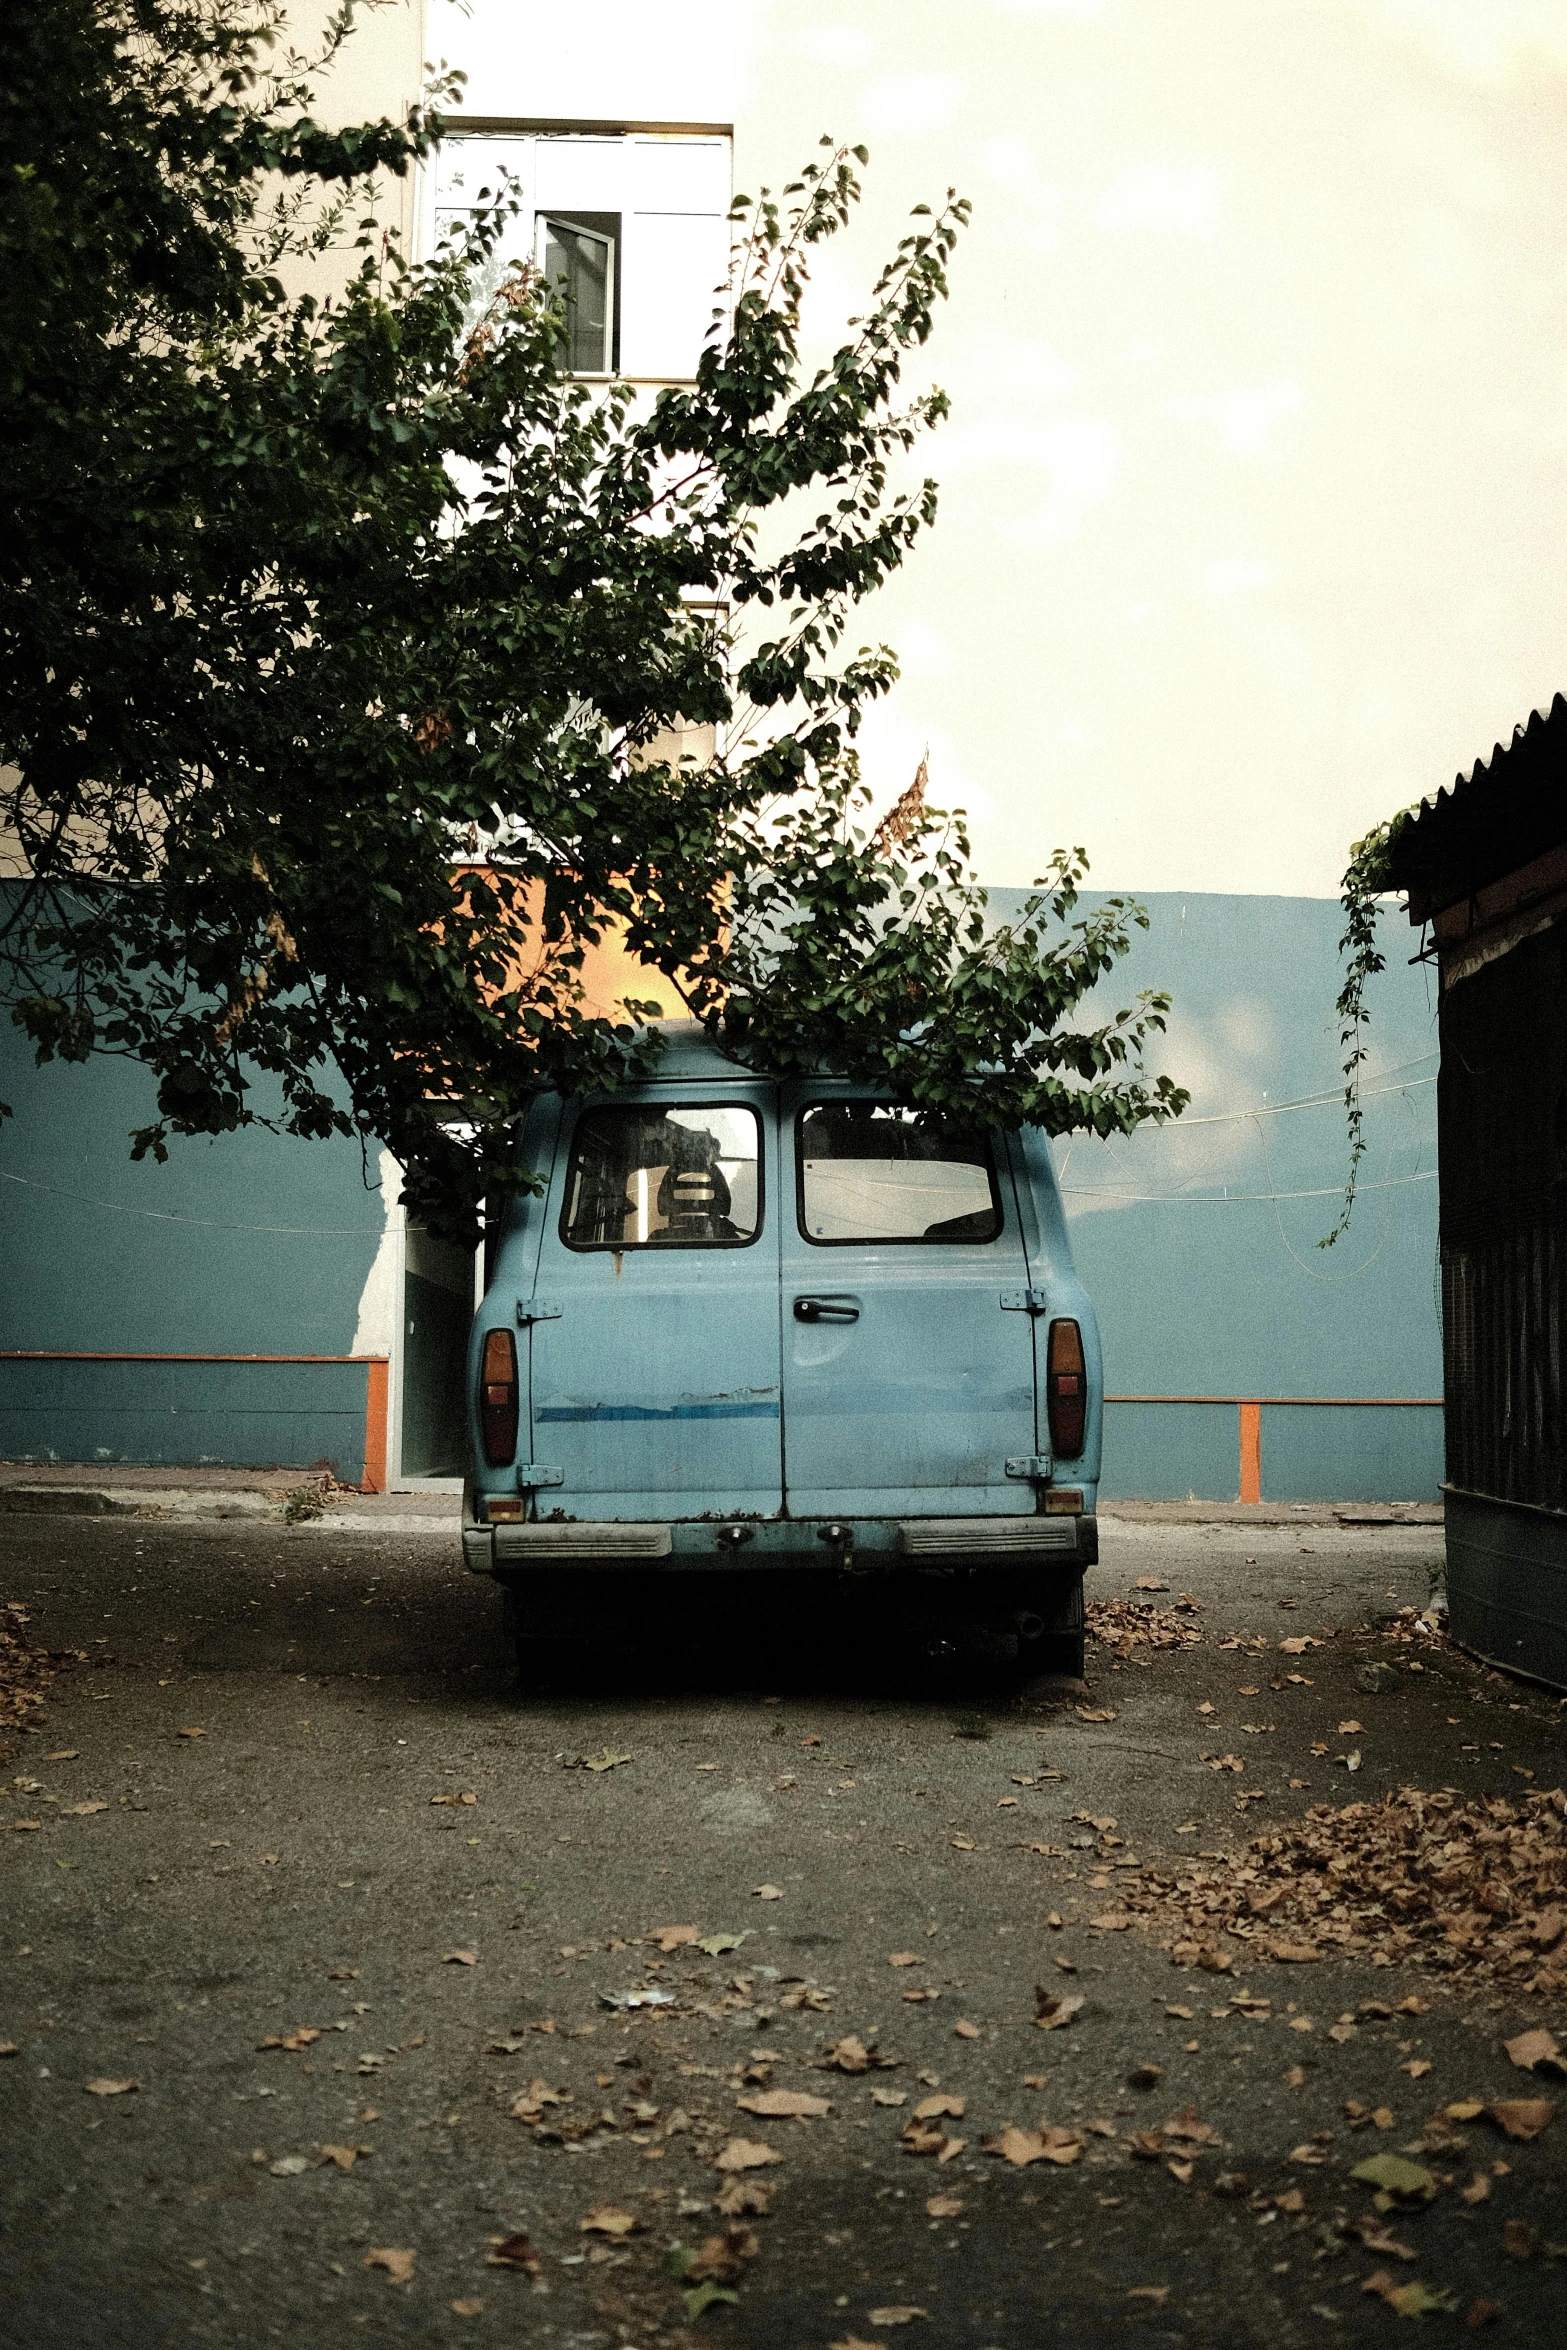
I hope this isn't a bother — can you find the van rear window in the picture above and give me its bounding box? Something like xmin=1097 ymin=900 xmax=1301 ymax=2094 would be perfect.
xmin=560 ymin=1104 xmax=761 ymax=1249
xmin=797 ymin=1103 xmax=1002 ymax=1245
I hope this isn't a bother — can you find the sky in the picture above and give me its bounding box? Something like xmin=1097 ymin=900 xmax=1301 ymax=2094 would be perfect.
xmin=432 ymin=0 xmax=1567 ymax=898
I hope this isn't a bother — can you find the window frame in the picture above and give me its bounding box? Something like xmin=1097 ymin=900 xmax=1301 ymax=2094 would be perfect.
xmin=534 ymin=209 xmax=620 ymax=375
xmin=793 ymin=1099 xmax=1006 ymax=1249
xmin=557 ymin=1099 xmax=766 ymax=1255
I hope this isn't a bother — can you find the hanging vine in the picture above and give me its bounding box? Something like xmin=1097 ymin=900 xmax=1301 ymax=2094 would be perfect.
xmin=1320 ymin=805 xmax=1422 ymax=1247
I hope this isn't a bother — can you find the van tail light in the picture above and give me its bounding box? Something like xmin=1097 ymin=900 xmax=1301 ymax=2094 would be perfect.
xmin=479 ymin=1329 xmax=519 ymax=1466
xmin=1046 ymin=1318 xmax=1087 ymax=1460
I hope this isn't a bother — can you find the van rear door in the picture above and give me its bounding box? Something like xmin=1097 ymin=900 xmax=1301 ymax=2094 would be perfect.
xmin=525 ymin=1087 xmax=782 ymax=1518
xmin=779 ymin=1091 xmax=1040 ymax=1517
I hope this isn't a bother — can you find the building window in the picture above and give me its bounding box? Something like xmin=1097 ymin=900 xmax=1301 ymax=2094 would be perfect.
xmin=537 ymin=211 xmax=619 ymax=375
xmin=427 ymin=126 xmax=731 ymax=383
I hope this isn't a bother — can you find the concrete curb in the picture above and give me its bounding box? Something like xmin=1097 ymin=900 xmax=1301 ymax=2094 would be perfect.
xmin=0 ymin=1484 xmax=279 ymax=1520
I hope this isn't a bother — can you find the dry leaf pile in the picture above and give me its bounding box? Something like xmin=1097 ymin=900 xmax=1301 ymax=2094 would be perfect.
xmin=0 ymin=1603 xmax=76 ymax=1734
xmin=1118 ymin=1787 xmax=1567 ymax=1989
xmin=1086 ymin=1596 xmax=1203 ymax=1660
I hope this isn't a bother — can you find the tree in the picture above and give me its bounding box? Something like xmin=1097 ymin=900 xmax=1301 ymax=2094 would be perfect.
xmin=0 ymin=0 xmax=1187 ymax=1237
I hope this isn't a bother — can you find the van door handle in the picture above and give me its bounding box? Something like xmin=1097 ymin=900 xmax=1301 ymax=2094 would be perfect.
xmin=794 ymin=1297 xmax=859 ymax=1324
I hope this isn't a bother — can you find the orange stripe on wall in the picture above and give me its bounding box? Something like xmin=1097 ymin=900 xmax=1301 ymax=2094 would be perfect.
xmin=362 ymin=1359 xmax=389 ymax=1494
xmin=1238 ymin=1401 xmax=1262 ymax=1505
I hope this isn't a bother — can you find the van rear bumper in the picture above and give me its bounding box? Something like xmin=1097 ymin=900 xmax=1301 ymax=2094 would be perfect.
xmin=462 ymin=1512 xmax=1098 ymax=1575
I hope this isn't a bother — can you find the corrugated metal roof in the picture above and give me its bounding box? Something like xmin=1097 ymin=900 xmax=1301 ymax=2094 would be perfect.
xmin=1386 ymin=691 xmax=1567 ymax=920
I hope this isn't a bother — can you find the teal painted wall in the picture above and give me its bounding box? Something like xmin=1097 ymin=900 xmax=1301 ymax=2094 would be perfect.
xmin=0 ymin=892 xmax=1441 ymax=1496
xmin=991 ymin=891 xmax=1441 ymax=1500
xmin=0 ymin=1026 xmax=387 ymax=1474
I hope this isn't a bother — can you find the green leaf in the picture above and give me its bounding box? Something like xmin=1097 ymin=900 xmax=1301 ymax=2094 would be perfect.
xmin=1351 ymin=2154 xmax=1440 ymax=2208
xmin=683 ymin=2281 xmax=740 ymax=2321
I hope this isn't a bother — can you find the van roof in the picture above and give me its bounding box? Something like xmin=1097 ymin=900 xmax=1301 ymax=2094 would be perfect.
xmin=632 ymin=1022 xmax=766 ymax=1083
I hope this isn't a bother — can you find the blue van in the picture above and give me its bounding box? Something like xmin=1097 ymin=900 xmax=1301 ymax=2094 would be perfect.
xmin=461 ymin=1027 xmax=1101 ymax=1676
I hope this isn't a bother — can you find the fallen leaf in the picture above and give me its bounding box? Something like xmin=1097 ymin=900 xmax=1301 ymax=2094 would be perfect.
xmin=177 ymin=1727 xmax=206 ymax=1739
xmin=914 ymin=2094 xmax=966 ymax=2120
xmin=713 ymin=2137 xmax=782 ymax=2171
xmin=696 ymin=1931 xmax=746 ymax=1956
xmin=364 ymin=2248 xmax=416 ymax=2285
xmin=926 ymin=2194 xmax=964 ymax=2218
xmin=1278 ymin=1638 xmax=1320 ymax=1654
xmin=1135 ymin=1577 xmax=1170 ymax=1591
xmin=60 ymin=1800 xmax=108 ymax=1818
xmin=443 ymin=1949 xmax=478 ymax=1966
xmin=823 ymin=2036 xmax=878 ymax=2073
xmin=646 ymin=1925 xmax=701 ymax=1953
xmin=1504 ymin=2028 xmax=1566 ymax=2078
xmin=902 ymin=1988 xmax=940 ymax=2003
xmin=1033 ymin=1990 xmax=1084 ymax=2031
xmin=1076 ymin=1708 xmax=1116 ymax=1722
xmin=44 ymin=1750 xmax=78 ymax=1760
xmin=1271 ymin=1943 xmax=1322 ymax=1964
xmin=1127 ymin=2286 xmax=1170 ymax=2303
xmin=451 ymin=2298 xmax=484 ymax=2317
xmin=257 ymin=2028 xmax=320 ymax=2053
xmin=953 ymin=2020 xmax=981 ymax=2040
xmin=270 ymin=2154 xmax=309 ymax=2176
xmin=687 ymin=2224 xmax=760 ymax=2285
xmin=508 ymin=2077 xmax=569 ymax=2122
xmin=1348 ymin=2217 xmax=1416 ymax=2261
xmin=1338 ymin=1722 xmax=1364 ymax=1736
xmin=1486 ymin=2099 xmax=1556 ymax=2142
xmin=828 ymin=2338 xmax=886 ymax=2350
xmin=1350 ymin=2153 xmax=1439 ymax=2209
xmin=1089 ymin=1913 xmax=1134 ymax=1932
xmin=85 ymin=2077 xmax=138 ymax=2096
xmin=1284 ymin=2065 xmax=1307 ymax=2088
xmin=752 ymin=1884 xmax=783 ymax=1901
xmin=1466 ymin=2300 xmax=1502 ymax=2328
xmin=889 ymin=1952 xmax=920 ymax=1967
xmin=949 ymin=1837 xmax=977 ymax=1852
xmin=737 ymin=2088 xmax=829 ymax=2119
xmin=868 ymin=2309 xmax=929 ymax=2326
xmin=1460 ymin=2173 xmax=1491 ymax=2207
xmin=580 ymin=2205 xmax=644 ymax=2238
xmin=716 ymin=2176 xmax=773 ymax=2216
xmin=316 ymin=2144 xmax=373 ymax=2171
xmin=982 ymin=2124 xmax=1083 ymax=2167
xmin=584 ymin=1751 xmax=631 ymax=1772
xmin=871 ymin=2087 xmax=907 ymax=2106
xmin=1363 ymin=2273 xmax=1455 ymax=2318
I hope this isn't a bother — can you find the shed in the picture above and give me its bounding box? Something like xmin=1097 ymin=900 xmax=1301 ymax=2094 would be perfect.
xmin=1386 ymin=694 xmax=1567 ymax=1685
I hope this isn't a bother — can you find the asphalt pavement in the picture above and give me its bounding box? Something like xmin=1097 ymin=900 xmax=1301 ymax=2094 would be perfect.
xmin=2 ymin=1508 xmax=1565 ymax=2350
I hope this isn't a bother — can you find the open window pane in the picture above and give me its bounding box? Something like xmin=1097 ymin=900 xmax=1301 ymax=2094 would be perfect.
xmin=798 ymin=1102 xmax=1002 ymax=1244
xmin=539 ymin=214 xmax=615 ymax=372
xmin=561 ymin=1105 xmax=761 ymax=1249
